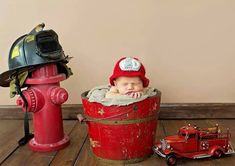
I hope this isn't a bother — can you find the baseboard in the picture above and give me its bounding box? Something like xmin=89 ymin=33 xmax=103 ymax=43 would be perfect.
xmin=0 ymin=103 xmax=235 ymax=120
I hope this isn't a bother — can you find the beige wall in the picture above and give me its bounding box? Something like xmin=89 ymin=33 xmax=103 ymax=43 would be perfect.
xmin=0 ymin=0 xmax=235 ymax=105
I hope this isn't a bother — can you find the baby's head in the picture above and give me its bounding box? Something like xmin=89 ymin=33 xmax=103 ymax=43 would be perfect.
xmin=109 ymin=57 xmax=149 ymax=95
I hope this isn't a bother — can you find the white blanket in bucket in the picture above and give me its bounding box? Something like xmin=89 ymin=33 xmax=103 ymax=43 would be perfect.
xmin=87 ymin=85 xmax=159 ymax=106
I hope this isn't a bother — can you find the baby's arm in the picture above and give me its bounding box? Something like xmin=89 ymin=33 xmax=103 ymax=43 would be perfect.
xmin=106 ymin=87 xmax=147 ymax=99
xmin=126 ymin=91 xmax=143 ymax=98
xmin=126 ymin=88 xmax=146 ymax=99
xmin=105 ymin=86 xmax=121 ymax=98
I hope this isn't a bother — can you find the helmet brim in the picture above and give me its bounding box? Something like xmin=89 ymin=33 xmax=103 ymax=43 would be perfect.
xmin=0 ymin=58 xmax=70 ymax=87
xmin=109 ymin=72 xmax=149 ymax=88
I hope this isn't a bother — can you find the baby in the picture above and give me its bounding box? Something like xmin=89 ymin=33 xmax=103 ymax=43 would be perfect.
xmin=105 ymin=57 xmax=149 ymax=98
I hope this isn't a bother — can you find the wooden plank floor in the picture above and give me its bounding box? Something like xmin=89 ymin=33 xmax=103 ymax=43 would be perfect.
xmin=0 ymin=119 xmax=234 ymax=166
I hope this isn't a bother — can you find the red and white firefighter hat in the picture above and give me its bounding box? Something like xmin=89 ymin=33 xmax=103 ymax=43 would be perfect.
xmin=109 ymin=57 xmax=149 ymax=87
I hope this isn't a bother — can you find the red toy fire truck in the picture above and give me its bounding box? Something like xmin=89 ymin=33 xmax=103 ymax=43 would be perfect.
xmin=153 ymin=124 xmax=235 ymax=165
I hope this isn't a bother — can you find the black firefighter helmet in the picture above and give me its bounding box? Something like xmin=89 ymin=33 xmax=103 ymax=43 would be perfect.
xmin=0 ymin=23 xmax=71 ymax=87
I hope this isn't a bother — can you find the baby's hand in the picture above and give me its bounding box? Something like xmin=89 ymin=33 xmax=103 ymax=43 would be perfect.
xmin=126 ymin=91 xmax=143 ymax=98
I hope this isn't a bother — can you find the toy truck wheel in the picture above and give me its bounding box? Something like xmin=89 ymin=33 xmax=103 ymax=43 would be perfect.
xmin=213 ymin=150 xmax=223 ymax=158
xmin=166 ymin=154 xmax=177 ymax=166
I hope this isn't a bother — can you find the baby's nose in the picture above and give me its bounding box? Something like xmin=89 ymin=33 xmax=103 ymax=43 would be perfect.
xmin=127 ymin=84 xmax=134 ymax=89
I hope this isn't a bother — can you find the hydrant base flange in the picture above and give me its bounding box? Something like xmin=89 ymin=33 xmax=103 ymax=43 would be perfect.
xmin=29 ymin=134 xmax=70 ymax=152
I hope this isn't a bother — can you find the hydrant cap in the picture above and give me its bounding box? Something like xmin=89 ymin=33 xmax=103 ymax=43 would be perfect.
xmin=0 ymin=23 xmax=71 ymax=87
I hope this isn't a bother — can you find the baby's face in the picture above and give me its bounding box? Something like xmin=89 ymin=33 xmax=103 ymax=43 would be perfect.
xmin=114 ymin=76 xmax=144 ymax=95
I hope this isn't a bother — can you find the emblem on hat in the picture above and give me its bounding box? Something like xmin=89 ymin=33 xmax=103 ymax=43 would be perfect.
xmin=119 ymin=57 xmax=141 ymax=71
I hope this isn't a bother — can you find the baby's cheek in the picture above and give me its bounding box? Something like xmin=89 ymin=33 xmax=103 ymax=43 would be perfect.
xmin=135 ymin=86 xmax=144 ymax=91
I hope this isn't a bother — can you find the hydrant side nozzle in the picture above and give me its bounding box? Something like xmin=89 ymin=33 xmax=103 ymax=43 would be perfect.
xmin=50 ymin=87 xmax=68 ymax=105
xmin=16 ymin=89 xmax=45 ymax=113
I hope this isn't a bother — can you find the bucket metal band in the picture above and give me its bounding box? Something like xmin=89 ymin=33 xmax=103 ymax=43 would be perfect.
xmin=86 ymin=114 xmax=158 ymax=125
xmin=95 ymin=153 xmax=151 ymax=164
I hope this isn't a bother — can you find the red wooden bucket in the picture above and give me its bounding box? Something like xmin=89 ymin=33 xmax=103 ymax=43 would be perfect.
xmin=81 ymin=90 xmax=161 ymax=163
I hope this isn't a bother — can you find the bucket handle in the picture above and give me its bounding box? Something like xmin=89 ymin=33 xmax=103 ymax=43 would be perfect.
xmin=77 ymin=106 xmax=135 ymax=123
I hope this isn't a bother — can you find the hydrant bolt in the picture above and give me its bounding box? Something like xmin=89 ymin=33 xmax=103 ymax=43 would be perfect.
xmin=16 ymin=98 xmax=24 ymax=107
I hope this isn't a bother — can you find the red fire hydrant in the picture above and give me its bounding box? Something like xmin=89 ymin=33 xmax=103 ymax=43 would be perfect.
xmin=16 ymin=63 xmax=70 ymax=152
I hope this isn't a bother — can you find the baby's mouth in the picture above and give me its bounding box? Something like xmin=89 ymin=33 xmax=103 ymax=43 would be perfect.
xmin=125 ymin=91 xmax=134 ymax=95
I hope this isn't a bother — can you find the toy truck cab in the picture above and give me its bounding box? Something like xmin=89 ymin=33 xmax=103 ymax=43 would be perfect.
xmin=153 ymin=124 xmax=235 ymax=166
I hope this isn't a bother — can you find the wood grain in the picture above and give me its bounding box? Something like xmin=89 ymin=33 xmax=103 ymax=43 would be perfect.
xmin=0 ymin=120 xmax=23 ymax=165
xmin=1 ymin=121 xmax=76 ymax=166
xmin=1 ymin=119 xmax=235 ymax=166
xmin=50 ymin=122 xmax=87 ymax=166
